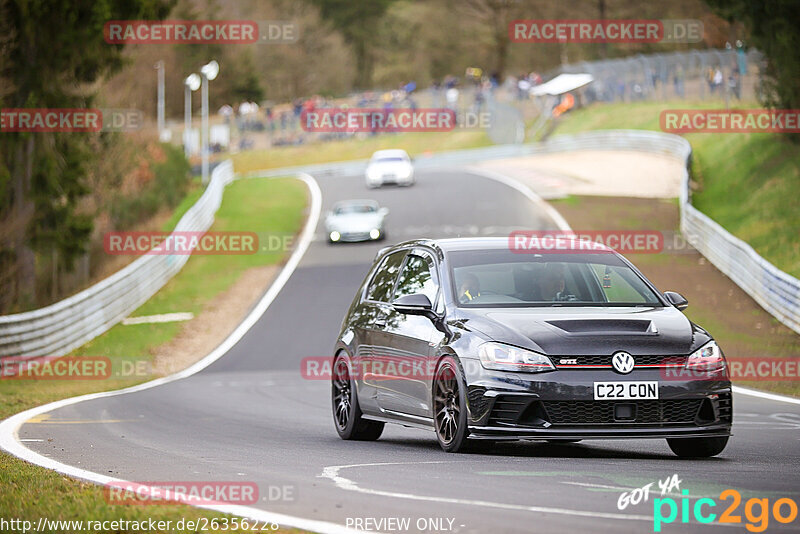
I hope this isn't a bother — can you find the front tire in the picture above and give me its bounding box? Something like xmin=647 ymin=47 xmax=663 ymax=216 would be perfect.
xmin=332 ymin=353 xmax=384 ymax=440
xmin=433 ymin=356 xmax=470 ymax=452
xmin=667 ymin=436 xmax=728 ymax=458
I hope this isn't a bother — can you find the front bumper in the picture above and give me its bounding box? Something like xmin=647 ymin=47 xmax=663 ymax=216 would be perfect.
xmin=327 ymin=229 xmax=383 ymax=242
xmin=463 ymin=361 xmax=732 ymax=440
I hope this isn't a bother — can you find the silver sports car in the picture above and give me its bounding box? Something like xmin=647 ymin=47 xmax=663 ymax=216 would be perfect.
xmin=325 ymin=200 xmax=389 ymax=243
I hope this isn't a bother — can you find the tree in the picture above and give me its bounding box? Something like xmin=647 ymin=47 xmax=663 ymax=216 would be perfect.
xmin=704 ymin=0 xmax=800 ymax=142
xmin=308 ymin=0 xmax=397 ymax=89
xmin=0 ymin=0 xmax=171 ymax=310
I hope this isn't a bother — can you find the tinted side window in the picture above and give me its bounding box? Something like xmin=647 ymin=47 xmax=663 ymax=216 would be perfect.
xmin=366 ymin=251 xmax=406 ymax=302
xmin=393 ymin=254 xmax=438 ymax=303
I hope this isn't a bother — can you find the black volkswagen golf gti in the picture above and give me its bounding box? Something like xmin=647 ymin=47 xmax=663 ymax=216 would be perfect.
xmin=331 ymin=237 xmax=732 ymax=457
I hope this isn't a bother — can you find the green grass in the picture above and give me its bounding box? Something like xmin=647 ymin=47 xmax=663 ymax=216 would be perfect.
xmin=72 ymin=176 xmax=306 ymax=364
xmin=232 ymin=130 xmax=492 ymax=174
xmin=0 ymin=176 xmax=308 ymax=533
xmin=556 ymin=100 xmax=800 ymax=277
xmin=0 ymin=453 xmax=300 ymax=534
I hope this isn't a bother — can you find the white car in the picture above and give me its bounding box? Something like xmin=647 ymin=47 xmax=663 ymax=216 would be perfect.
xmin=325 ymin=200 xmax=389 ymax=243
xmin=365 ymin=149 xmax=415 ymax=188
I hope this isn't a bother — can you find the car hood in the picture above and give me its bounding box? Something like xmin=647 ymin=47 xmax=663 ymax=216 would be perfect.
xmin=326 ymin=213 xmax=384 ymax=232
xmin=457 ymin=306 xmax=710 ymax=356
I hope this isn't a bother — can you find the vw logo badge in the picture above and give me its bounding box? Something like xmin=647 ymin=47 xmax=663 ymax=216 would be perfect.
xmin=612 ymin=351 xmax=635 ymax=374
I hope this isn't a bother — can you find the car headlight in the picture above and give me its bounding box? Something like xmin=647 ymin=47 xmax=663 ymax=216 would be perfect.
xmin=685 ymin=341 xmax=726 ymax=373
xmin=478 ymin=342 xmax=555 ymax=373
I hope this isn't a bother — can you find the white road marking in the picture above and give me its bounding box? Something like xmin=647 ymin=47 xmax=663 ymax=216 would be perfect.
xmin=319 ymin=461 xmax=743 ymax=527
xmin=562 ymin=481 xmax=719 ymax=500
xmin=320 ymin=461 xmax=652 ymax=522
xmin=461 ymin=166 xmax=573 ymax=231
xmin=733 ymin=386 xmax=800 ymax=406
xmin=0 ymin=174 xmax=359 ymax=534
xmin=1 ymin=164 xmax=797 ymax=533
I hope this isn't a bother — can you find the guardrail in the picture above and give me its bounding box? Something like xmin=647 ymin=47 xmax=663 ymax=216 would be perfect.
xmin=0 ymin=160 xmax=235 ymax=358
xmin=3 ymin=129 xmax=797 ymax=358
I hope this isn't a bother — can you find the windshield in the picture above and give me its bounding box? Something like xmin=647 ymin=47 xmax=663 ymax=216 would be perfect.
xmin=448 ymin=250 xmax=663 ymax=307
xmin=372 ymin=156 xmax=407 ymax=163
xmin=334 ymin=204 xmax=376 ymax=215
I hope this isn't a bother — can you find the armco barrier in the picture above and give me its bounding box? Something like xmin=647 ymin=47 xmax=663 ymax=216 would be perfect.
xmin=2 ymin=130 xmax=797 ymax=358
xmin=0 ymin=160 xmax=235 ymax=358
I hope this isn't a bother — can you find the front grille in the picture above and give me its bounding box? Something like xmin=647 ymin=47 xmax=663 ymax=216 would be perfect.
xmin=542 ymin=399 xmax=703 ymax=425
xmin=554 ymin=354 xmax=686 ymax=368
xmin=341 ymin=232 xmax=371 ymax=241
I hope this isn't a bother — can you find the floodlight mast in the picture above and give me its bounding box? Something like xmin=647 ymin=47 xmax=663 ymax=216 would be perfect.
xmin=184 ymin=74 xmax=201 ymax=158
xmin=200 ymin=61 xmax=219 ymax=185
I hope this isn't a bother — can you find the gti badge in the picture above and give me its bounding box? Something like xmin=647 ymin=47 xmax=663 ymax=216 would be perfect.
xmin=612 ymin=351 xmax=635 ymax=374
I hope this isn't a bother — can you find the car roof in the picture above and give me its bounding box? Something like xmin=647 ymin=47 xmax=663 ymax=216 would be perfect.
xmin=383 ymin=236 xmax=616 ymax=255
xmin=371 ymin=149 xmax=409 ymax=158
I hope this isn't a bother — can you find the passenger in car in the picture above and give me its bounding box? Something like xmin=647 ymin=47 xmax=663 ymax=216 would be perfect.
xmin=458 ymin=273 xmax=481 ymax=303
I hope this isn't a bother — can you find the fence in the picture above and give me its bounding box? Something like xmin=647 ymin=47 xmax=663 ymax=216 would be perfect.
xmin=0 ymin=160 xmax=235 ymax=359
xmin=554 ymin=48 xmax=764 ymax=104
xmin=226 ymin=47 xmax=765 ymax=152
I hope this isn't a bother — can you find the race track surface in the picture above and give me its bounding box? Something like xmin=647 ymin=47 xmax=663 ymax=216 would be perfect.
xmin=18 ymin=169 xmax=800 ymax=533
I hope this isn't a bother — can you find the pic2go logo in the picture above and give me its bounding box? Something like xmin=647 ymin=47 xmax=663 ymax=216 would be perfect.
xmin=654 ymin=489 xmax=798 ymax=532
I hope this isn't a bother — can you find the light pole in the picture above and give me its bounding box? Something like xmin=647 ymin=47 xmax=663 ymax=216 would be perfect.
xmin=184 ymin=74 xmax=200 ymax=159
xmin=155 ymin=61 xmax=165 ymax=137
xmin=200 ymin=60 xmax=219 ymax=185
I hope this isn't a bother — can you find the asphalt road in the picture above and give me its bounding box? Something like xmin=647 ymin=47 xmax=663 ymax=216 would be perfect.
xmin=18 ymin=169 xmax=800 ymax=533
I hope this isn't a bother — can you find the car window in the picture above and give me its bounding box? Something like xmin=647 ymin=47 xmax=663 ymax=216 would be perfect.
xmin=374 ymin=157 xmax=406 ymax=163
xmin=448 ymin=250 xmax=662 ymax=307
xmin=590 ymin=264 xmax=651 ymax=303
xmin=365 ymin=251 xmax=406 ymax=302
xmin=334 ymin=204 xmax=375 ymax=215
xmin=393 ymin=254 xmax=438 ymax=303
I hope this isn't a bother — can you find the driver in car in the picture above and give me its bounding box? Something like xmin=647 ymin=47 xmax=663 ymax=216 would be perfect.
xmin=458 ymin=273 xmax=481 ymax=303
xmin=535 ymin=263 xmax=572 ymax=301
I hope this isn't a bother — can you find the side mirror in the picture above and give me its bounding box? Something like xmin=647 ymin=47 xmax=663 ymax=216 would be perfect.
xmin=664 ymin=291 xmax=688 ymax=311
xmin=392 ymin=293 xmax=433 ymax=317
xmin=378 ymin=207 xmax=389 ymax=217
